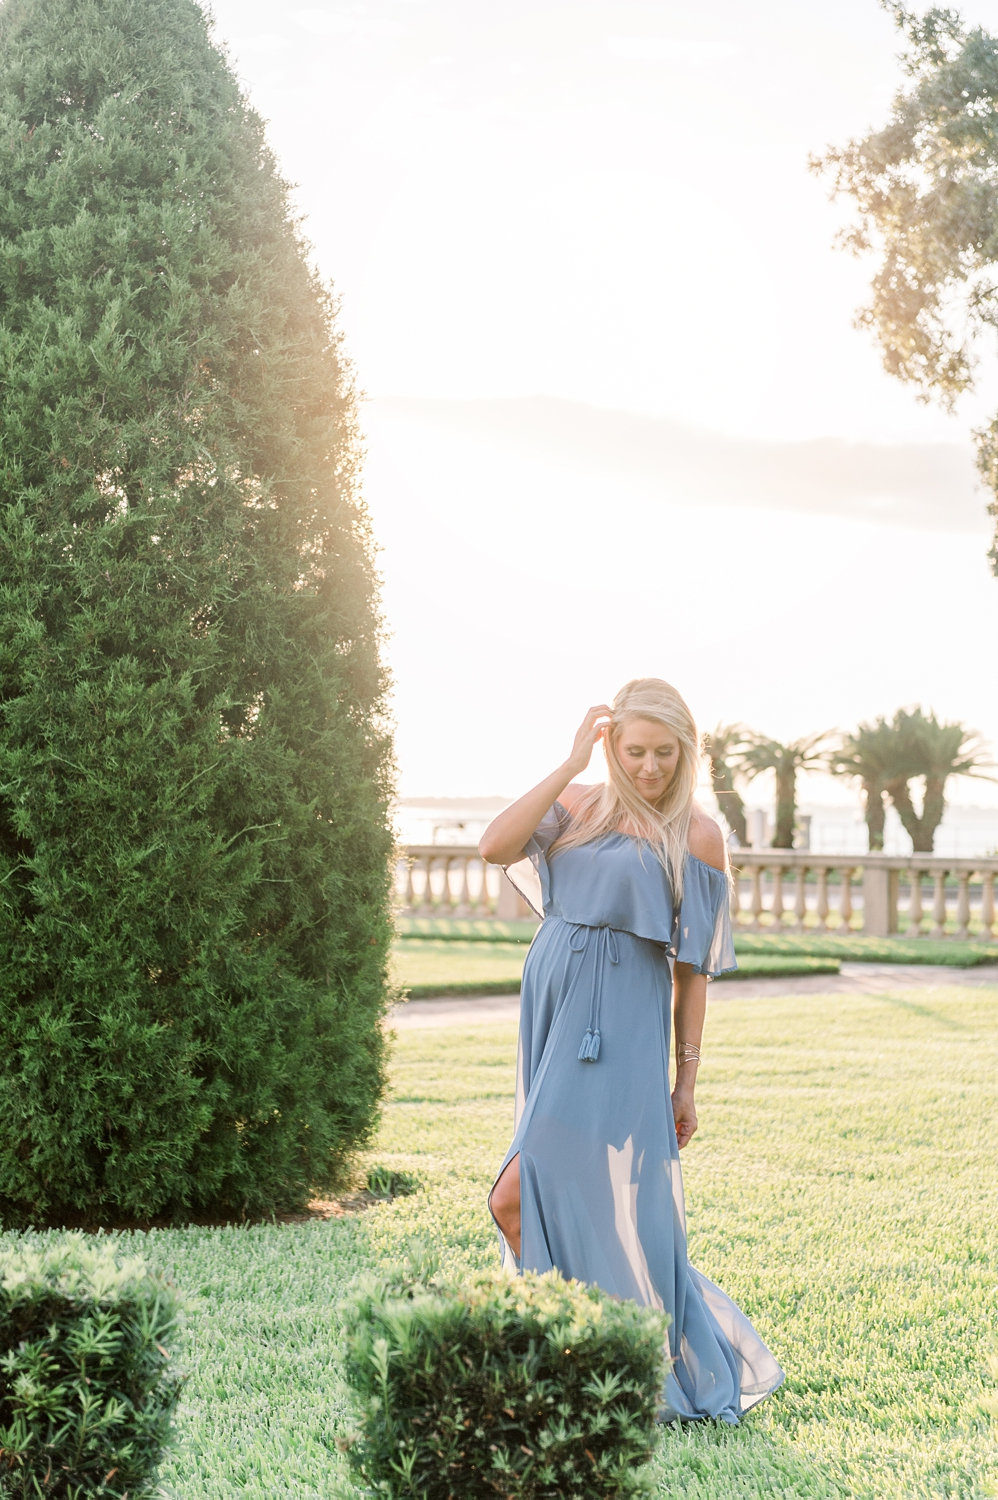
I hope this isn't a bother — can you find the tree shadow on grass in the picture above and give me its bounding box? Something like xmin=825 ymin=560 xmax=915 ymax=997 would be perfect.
xmin=873 ymin=990 xmax=973 ymax=1031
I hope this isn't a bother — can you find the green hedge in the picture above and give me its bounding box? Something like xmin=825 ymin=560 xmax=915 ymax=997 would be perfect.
xmin=733 ymin=930 xmax=998 ymax=967
xmin=0 ymin=1235 xmax=181 ymax=1498
xmin=0 ymin=0 xmax=394 ymax=1223
xmin=343 ymin=1266 xmax=669 ymax=1498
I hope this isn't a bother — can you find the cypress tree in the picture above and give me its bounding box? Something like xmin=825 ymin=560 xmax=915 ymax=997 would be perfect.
xmin=0 ymin=0 xmax=394 ymax=1221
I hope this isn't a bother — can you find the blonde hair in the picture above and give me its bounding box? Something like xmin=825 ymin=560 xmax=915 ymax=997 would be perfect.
xmin=549 ymin=678 xmax=701 ymax=899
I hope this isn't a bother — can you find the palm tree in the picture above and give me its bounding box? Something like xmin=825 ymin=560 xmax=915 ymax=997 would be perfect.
xmin=827 ymin=719 xmax=898 ymax=851
xmin=734 ymin=732 xmax=827 ymax=848
xmin=883 ymin=708 xmax=995 ymax=853
xmin=704 ymin=723 xmax=749 ymax=846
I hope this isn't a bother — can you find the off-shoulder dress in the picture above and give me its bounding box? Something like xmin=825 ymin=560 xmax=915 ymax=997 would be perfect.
xmin=490 ymin=800 xmax=784 ymax=1425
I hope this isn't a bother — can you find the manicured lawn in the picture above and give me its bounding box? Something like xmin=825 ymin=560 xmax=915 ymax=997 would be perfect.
xmin=733 ymin=930 xmax=998 ymax=967
xmin=5 ymin=983 xmax=996 ymax=1497
xmin=390 ymin=937 xmax=528 ymax=996
xmin=396 ymin=916 xmax=538 ymax=942
xmin=391 ymin=938 xmax=841 ymax=997
xmin=395 ymin=917 xmax=998 ymax=972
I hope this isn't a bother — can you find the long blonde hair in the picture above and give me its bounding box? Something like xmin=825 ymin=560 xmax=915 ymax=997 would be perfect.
xmin=549 ymin=678 xmax=701 ymax=899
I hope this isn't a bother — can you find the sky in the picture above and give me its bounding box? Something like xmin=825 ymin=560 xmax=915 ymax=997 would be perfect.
xmin=203 ymin=0 xmax=998 ymax=808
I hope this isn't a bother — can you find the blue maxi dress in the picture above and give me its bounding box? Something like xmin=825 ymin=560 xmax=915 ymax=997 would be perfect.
xmin=491 ymin=802 xmax=785 ymax=1425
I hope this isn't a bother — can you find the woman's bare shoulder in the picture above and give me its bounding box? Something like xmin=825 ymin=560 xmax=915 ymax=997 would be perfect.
xmin=558 ymin=782 xmax=592 ymax=813
xmin=687 ymin=805 xmax=727 ymax=871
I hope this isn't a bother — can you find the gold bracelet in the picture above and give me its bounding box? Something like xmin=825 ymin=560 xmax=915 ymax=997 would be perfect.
xmin=676 ymin=1042 xmax=701 ymax=1066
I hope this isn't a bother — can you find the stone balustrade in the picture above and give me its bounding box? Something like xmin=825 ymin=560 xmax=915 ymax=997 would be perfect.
xmin=397 ymin=844 xmax=998 ymax=940
xmin=729 ymin=849 xmax=997 ymax=939
xmin=396 ymin=845 xmax=531 ymax=920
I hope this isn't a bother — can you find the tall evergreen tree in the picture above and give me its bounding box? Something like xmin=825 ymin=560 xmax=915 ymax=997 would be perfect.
xmin=0 ymin=0 xmax=394 ymax=1221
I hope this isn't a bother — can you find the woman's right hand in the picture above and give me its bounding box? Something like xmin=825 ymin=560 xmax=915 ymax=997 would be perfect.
xmin=478 ymin=701 xmax=611 ymax=865
xmin=568 ymin=704 xmax=612 ymax=776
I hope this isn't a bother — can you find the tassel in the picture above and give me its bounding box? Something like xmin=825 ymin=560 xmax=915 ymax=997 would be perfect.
xmin=577 ymin=1028 xmax=601 ymax=1063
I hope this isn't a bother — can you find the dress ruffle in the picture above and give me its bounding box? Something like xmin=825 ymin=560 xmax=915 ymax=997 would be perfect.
xmin=505 ymin=801 xmax=737 ymax=977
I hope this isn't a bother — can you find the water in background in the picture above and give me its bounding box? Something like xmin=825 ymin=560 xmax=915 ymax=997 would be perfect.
xmin=797 ymin=803 xmax=998 ymax=857
xmin=396 ymin=798 xmax=998 ymax=858
xmin=395 ymin=799 xmax=508 ymax=848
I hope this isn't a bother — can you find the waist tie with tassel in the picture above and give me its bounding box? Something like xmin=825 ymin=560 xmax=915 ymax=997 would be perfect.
xmin=569 ymin=923 xmax=620 ymax=1063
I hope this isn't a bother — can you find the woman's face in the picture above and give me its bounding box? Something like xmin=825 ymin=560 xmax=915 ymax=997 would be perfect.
xmin=613 ymin=716 xmax=680 ymax=804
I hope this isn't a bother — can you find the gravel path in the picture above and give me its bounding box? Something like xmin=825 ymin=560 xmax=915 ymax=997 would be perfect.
xmin=391 ymin=962 xmax=998 ymax=1029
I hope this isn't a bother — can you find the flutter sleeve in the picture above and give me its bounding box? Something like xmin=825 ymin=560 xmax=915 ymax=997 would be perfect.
xmin=501 ymin=800 xmax=571 ymax=919
xmin=673 ymin=857 xmax=737 ymax=978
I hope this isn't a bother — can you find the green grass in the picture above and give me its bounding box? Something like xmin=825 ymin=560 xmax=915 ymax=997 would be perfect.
xmin=733 ymin=930 xmax=998 ymax=967
xmin=4 ymin=983 xmax=997 ymax=1497
xmin=390 ymin=937 xmax=528 ymax=996
xmin=396 ymin=916 xmax=998 ymax=966
xmin=390 ymin=939 xmax=840 ymax=997
xmin=395 ymin=916 xmax=538 ymax=943
xmin=715 ymin=954 xmax=841 ymax=979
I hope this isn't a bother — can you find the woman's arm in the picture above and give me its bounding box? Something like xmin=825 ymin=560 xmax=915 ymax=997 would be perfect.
xmin=671 ymin=965 xmax=706 ymax=1149
xmin=671 ymin=810 xmax=727 ymax=1148
xmin=478 ymin=704 xmax=610 ymax=865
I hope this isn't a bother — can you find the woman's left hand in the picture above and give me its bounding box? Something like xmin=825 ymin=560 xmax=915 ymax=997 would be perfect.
xmin=672 ymin=1087 xmax=698 ymax=1149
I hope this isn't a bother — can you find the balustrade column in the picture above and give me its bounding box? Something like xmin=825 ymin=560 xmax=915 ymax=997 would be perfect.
xmin=455 ymin=856 xmax=473 ymax=918
xmin=470 ymin=859 xmax=485 ymax=916
xmin=955 ymin=872 xmax=971 ymax=941
xmin=429 ymin=858 xmax=444 ymax=912
xmin=839 ymin=867 xmax=854 ymax=931
xmin=395 ymin=845 xmax=998 ymax=938
xmin=931 ymin=869 xmax=948 ymax=939
xmin=770 ymin=862 xmax=784 ymax=929
xmin=730 ymin=865 xmax=743 ymax=926
xmin=750 ymin=865 xmax=764 ymax=931
xmin=435 ymin=855 xmax=450 ymax=914
xmin=981 ymin=873 xmax=995 ymax=941
xmin=417 ymin=857 xmax=434 ymax=916
xmin=468 ymin=856 xmax=486 ymax=917
xmin=908 ymin=870 xmax=923 ymax=935
xmin=495 ymin=866 xmax=529 ymax=920
xmin=478 ymin=861 xmax=498 ymax=917
xmin=862 ymin=865 xmax=898 ymax=938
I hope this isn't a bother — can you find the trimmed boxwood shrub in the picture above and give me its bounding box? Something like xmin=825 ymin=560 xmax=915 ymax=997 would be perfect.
xmin=0 ymin=1234 xmax=182 ymax=1497
xmin=0 ymin=0 xmax=394 ymax=1223
xmin=343 ymin=1267 xmax=670 ymax=1499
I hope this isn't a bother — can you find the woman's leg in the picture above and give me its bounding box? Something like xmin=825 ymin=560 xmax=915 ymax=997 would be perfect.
xmin=488 ymin=1153 xmax=521 ymax=1259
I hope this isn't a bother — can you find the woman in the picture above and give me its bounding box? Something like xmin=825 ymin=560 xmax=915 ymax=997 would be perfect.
xmin=480 ymin=678 xmax=784 ymax=1424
